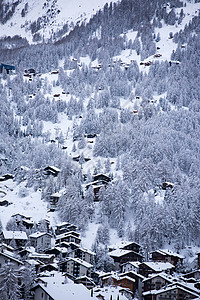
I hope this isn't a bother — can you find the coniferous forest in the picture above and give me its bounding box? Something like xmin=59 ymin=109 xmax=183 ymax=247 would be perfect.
xmin=0 ymin=0 xmax=200 ymax=273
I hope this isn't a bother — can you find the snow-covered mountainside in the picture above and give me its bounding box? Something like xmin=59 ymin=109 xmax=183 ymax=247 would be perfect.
xmin=0 ymin=0 xmax=118 ymax=44
xmin=0 ymin=2 xmax=200 ymax=293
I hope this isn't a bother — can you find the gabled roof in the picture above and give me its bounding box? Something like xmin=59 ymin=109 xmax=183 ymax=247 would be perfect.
xmin=143 ymin=272 xmax=174 ymax=283
xmin=109 ymin=249 xmax=143 ymax=258
xmin=2 ymin=230 xmax=28 ymax=240
xmin=152 ymin=249 xmax=184 ymax=259
xmin=119 ymin=270 xmax=145 ymax=280
xmin=0 ymin=251 xmax=24 ymax=265
xmin=143 ymin=284 xmax=199 ymax=298
xmin=109 ymin=249 xmax=133 ymax=257
xmin=29 ymin=232 xmax=52 ymax=239
xmin=109 ymin=240 xmax=141 ymax=250
xmin=44 ymin=165 xmax=61 ymax=172
xmin=32 ymin=273 xmax=94 ymax=300
xmin=60 ymin=257 xmax=93 ymax=269
xmin=141 ymin=262 xmax=175 ymax=272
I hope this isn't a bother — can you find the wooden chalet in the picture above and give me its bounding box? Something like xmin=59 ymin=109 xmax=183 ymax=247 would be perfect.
xmin=55 ymin=231 xmax=81 ymax=246
xmin=109 ymin=249 xmax=143 ymax=270
xmin=150 ymin=249 xmax=184 ymax=267
xmin=43 ymin=165 xmax=60 ymax=176
xmin=29 ymin=232 xmax=52 ymax=251
xmin=93 ymin=173 xmax=111 ymax=183
xmin=139 ymin=262 xmax=175 ymax=278
xmin=119 ymin=271 xmax=145 ymax=297
xmin=11 ymin=213 xmax=34 ymax=229
xmin=0 ymin=230 xmax=28 ymax=247
xmin=120 ymin=261 xmax=141 ymax=273
xmin=55 ymin=222 xmax=77 ymax=235
xmin=29 ymin=252 xmax=55 ymax=264
xmin=109 ymin=241 xmax=141 ymax=253
xmin=0 ymin=250 xmax=23 ymax=270
xmin=102 ymin=273 xmax=136 ymax=293
xmin=143 ymin=272 xmax=173 ymax=292
xmin=143 ymin=284 xmax=199 ymax=300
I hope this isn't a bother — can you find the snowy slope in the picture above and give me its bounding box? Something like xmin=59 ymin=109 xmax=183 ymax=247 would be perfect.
xmin=0 ymin=0 xmax=119 ymax=43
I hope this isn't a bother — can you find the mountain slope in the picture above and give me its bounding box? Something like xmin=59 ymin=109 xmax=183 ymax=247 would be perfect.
xmin=0 ymin=0 xmax=118 ymax=43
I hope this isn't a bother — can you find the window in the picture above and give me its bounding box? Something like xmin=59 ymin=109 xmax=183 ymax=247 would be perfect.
xmin=41 ymin=292 xmax=44 ymax=298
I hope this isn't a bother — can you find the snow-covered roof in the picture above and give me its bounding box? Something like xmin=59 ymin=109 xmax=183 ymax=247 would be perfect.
xmin=103 ymin=273 xmax=135 ymax=283
xmin=93 ymin=286 xmax=130 ymax=300
xmin=109 ymin=249 xmax=133 ymax=257
xmin=65 ymin=257 xmax=93 ymax=269
xmin=143 ymin=272 xmax=174 ymax=283
xmin=152 ymin=249 xmax=184 ymax=259
xmin=143 ymin=284 xmax=199 ymax=298
xmin=33 ymin=272 xmax=94 ymax=300
xmin=55 ymin=231 xmax=80 ymax=240
xmin=0 ymin=250 xmax=24 ymax=265
xmin=121 ymin=261 xmax=141 ymax=268
xmin=29 ymin=232 xmax=52 ymax=238
xmin=109 ymin=240 xmax=141 ymax=250
xmin=160 ymin=249 xmax=184 ymax=259
xmin=119 ymin=270 xmax=145 ymax=280
xmin=50 ymin=192 xmax=62 ymax=198
xmin=45 ymin=165 xmax=61 ymax=172
xmin=2 ymin=230 xmax=28 ymax=240
xmin=78 ymin=247 xmax=95 ymax=256
xmin=143 ymin=262 xmax=175 ymax=272
xmin=29 ymin=253 xmax=55 ymax=259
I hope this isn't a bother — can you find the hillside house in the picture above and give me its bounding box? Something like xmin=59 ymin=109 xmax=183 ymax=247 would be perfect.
xmin=29 ymin=252 xmax=55 ymax=264
xmin=143 ymin=273 xmax=174 ymax=292
xmin=59 ymin=257 xmax=93 ymax=278
xmin=102 ymin=273 xmax=136 ymax=293
xmin=29 ymin=232 xmax=52 ymax=251
xmin=109 ymin=249 xmax=143 ymax=270
xmin=0 ymin=230 xmax=28 ymax=247
xmin=11 ymin=213 xmax=34 ymax=229
xmin=143 ymin=284 xmax=199 ymax=300
xmin=93 ymin=173 xmax=111 ymax=183
xmin=0 ymin=250 xmax=23 ymax=269
xmin=49 ymin=192 xmax=62 ymax=211
xmin=69 ymin=247 xmax=95 ymax=264
xmin=150 ymin=249 xmax=184 ymax=267
xmin=109 ymin=241 xmax=141 ymax=253
xmin=55 ymin=222 xmax=77 ymax=235
xmin=139 ymin=262 xmax=175 ymax=278
xmin=44 ymin=165 xmax=60 ymax=176
xmin=121 ymin=261 xmax=141 ymax=273
xmin=119 ymin=271 xmax=145 ymax=297
xmin=32 ymin=271 xmax=95 ymax=300
xmin=55 ymin=231 xmax=81 ymax=246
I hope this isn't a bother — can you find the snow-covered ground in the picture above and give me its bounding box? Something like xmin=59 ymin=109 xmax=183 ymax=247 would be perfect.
xmin=1 ymin=0 xmax=119 ymax=43
xmin=0 ymin=179 xmax=59 ymax=229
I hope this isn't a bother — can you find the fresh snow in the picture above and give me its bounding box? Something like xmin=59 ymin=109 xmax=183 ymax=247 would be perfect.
xmin=1 ymin=0 xmax=119 ymax=43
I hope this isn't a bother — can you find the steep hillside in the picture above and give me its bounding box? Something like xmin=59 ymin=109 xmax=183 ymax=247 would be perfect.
xmin=0 ymin=0 xmax=118 ymax=44
xmin=0 ymin=0 xmax=200 ymax=261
